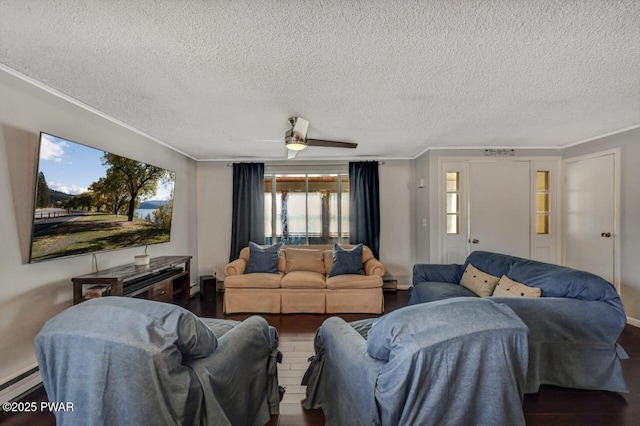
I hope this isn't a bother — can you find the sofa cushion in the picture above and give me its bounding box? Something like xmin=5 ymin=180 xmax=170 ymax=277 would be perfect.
xmin=330 ymin=244 xmax=365 ymax=277
xmin=326 ymin=274 xmax=382 ymax=289
xmin=245 ymin=242 xmax=281 ymax=274
xmin=460 ymin=263 xmax=500 ymax=297
xmin=281 ymin=271 xmax=326 ymax=289
xmin=408 ymin=281 xmax=478 ymax=305
xmin=285 ymin=248 xmax=326 ymax=274
xmin=224 ymin=272 xmax=284 ymax=289
xmin=493 ymin=275 xmax=541 ymax=298
xmin=323 ymin=250 xmax=333 ymax=275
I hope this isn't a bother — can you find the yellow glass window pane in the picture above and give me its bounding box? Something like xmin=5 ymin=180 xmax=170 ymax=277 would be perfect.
xmin=537 ymin=171 xmax=549 ymax=191
xmin=446 ymin=214 xmax=459 ymax=234
xmin=537 ymin=193 xmax=550 ymax=213
xmin=537 ymin=214 xmax=550 ymax=234
xmin=446 ymin=172 xmax=459 ymax=192
xmin=446 ymin=193 xmax=459 ymax=213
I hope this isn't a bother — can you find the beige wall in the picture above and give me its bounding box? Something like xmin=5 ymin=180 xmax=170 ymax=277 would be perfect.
xmin=0 ymin=70 xmax=199 ymax=383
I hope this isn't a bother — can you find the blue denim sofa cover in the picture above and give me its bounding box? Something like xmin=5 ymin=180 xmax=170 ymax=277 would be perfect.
xmin=36 ymin=297 xmax=281 ymax=426
xmin=409 ymin=250 xmax=628 ymax=393
xmin=303 ymin=298 xmax=529 ymax=425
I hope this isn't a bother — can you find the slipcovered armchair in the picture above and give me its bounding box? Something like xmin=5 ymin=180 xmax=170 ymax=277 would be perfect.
xmin=35 ymin=297 xmax=281 ymax=426
xmin=302 ymin=298 xmax=530 ymax=425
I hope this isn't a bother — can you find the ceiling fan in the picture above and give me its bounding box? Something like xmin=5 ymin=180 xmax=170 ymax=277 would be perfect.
xmin=284 ymin=117 xmax=358 ymax=159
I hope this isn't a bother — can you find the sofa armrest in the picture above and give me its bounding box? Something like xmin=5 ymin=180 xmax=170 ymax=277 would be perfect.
xmin=303 ymin=317 xmax=385 ymax=425
xmin=364 ymin=258 xmax=385 ymax=276
xmin=225 ymin=258 xmax=247 ymax=276
xmin=188 ymin=316 xmax=279 ymax=425
xmin=412 ymin=263 xmax=463 ymax=285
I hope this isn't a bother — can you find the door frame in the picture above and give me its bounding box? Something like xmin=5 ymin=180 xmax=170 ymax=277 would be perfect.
xmin=562 ymin=148 xmax=621 ymax=293
xmin=435 ymin=156 xmax=561 ymax=264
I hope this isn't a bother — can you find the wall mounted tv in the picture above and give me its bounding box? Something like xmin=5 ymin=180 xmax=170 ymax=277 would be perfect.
xmin=29 ymin=132 xmax=176 ymax=263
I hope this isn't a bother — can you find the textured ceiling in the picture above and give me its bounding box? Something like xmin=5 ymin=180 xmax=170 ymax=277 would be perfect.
xmin=1 ymin=0 xmax=639 ymax=160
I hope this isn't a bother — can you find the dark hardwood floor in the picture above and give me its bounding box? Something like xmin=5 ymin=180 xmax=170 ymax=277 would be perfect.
xmin=2 ymin=289 xmax=639 ymax=425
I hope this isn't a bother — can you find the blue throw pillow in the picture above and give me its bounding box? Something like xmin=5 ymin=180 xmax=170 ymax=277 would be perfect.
xmin=245 ymin=242 xmax=281 ymax=274
xmin=329 ymin=244 xmax=365 ymax=277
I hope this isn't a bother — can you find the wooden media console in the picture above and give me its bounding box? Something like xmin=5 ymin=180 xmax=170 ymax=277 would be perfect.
xmin=72 ymin=255 xmax=192 ymax=305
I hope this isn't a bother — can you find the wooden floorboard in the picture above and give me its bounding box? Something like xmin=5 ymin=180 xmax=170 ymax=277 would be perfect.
xmin=2 ymin=289 xmax=639 ymax=425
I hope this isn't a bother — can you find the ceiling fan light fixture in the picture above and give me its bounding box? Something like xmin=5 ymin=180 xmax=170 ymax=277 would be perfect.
xmin=286 ymin=139 xmax=307 ymax=151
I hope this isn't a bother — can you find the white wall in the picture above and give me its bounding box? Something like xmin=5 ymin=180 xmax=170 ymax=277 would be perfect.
xmin=196 ymin=162 xmax=233 ymax=279
xmin=0 ymin=70 xmax=198 ymax=384
xmin=196 ymin=160 xmax=417 ymax=287
xmin=379 ymin=160 xmax=415 ymax=288
xmin=563 ymin=128 xmax=640 ymax=323
xmin=414 ymin=153 xmax=431 ymax=264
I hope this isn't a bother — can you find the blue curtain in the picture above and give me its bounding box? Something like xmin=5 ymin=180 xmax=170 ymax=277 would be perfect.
xmin=349 ymin=161 xmax=380 ymax=259
xmin=229 ymin=163 xmax=265 ymax=261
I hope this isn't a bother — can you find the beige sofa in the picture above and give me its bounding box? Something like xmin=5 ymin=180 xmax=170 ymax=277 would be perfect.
xmin=224 ymin=244 xmax=385 ymax=314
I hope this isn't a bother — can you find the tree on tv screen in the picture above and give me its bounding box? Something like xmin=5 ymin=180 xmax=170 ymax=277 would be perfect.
xmin=36 ymin=171 xmax=50 ymax=208
xmin=89 ymin=170 xmax=130 ymax=216
xmin=101 ymin=153 xmax=171 ymax=221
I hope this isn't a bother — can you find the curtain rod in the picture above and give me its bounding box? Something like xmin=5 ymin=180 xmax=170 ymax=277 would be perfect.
xmin=227 ymin=161 xmax=385 ymax=167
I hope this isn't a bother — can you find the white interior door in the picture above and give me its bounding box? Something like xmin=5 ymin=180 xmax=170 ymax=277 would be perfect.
xmin=469 ymin=161 xmax=531 ymax=258
xmin=564 ymin=153 xmax=615 ymax=283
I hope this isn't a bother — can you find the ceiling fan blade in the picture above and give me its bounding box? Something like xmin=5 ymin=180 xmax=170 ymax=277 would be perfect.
xmin=229 ymin=139 xmax=281 ymax=143
xmin=306 ymin=139 xmax=358 ymax=149
xmin=287 ymin=149 xmax=298 ymax=159
xmin=290 ymin=117 xmax=309 ymax=138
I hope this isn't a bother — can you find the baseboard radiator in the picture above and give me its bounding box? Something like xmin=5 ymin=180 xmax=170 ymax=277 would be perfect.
xmin=0 ymin=365 xmax=42 ymax=404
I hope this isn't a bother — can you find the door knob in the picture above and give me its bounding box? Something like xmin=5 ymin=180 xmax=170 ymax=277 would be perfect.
xmin=601 ymin=232 xmax=611 ymax=238
xmin=468 ymin=239 xmax=479 ymax=244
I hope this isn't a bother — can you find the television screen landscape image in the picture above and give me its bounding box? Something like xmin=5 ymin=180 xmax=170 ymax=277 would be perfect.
xmin=29 ymin=132 xmax=176 ymax=263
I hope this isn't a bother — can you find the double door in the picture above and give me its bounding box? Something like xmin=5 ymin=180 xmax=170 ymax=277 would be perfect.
xmin=440 ymin=159 xmax=558 ymax=265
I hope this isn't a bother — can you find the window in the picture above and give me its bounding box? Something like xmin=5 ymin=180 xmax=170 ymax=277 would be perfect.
xmin=536 ymin=171 xmax=550 ymax=234
xmin=445 ymin=172 xmax=460 ymax=234
xmin=264 ymin=174 xmax=349 ymax=245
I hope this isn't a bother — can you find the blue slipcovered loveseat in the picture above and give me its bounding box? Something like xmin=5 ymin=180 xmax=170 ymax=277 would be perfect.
xmin=410 ymin=251 xmax=628 ymax=393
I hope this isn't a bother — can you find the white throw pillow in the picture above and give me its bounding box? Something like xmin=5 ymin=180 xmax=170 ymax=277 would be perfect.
xmin=460 ymin=263 xmax=500 ymax=297
xmin=493 ymin=275 xmax=542 ymax=298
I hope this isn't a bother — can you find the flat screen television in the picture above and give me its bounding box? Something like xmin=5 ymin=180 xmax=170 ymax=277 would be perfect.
xmin=29 ymin=132 xmax=176 ymax=263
